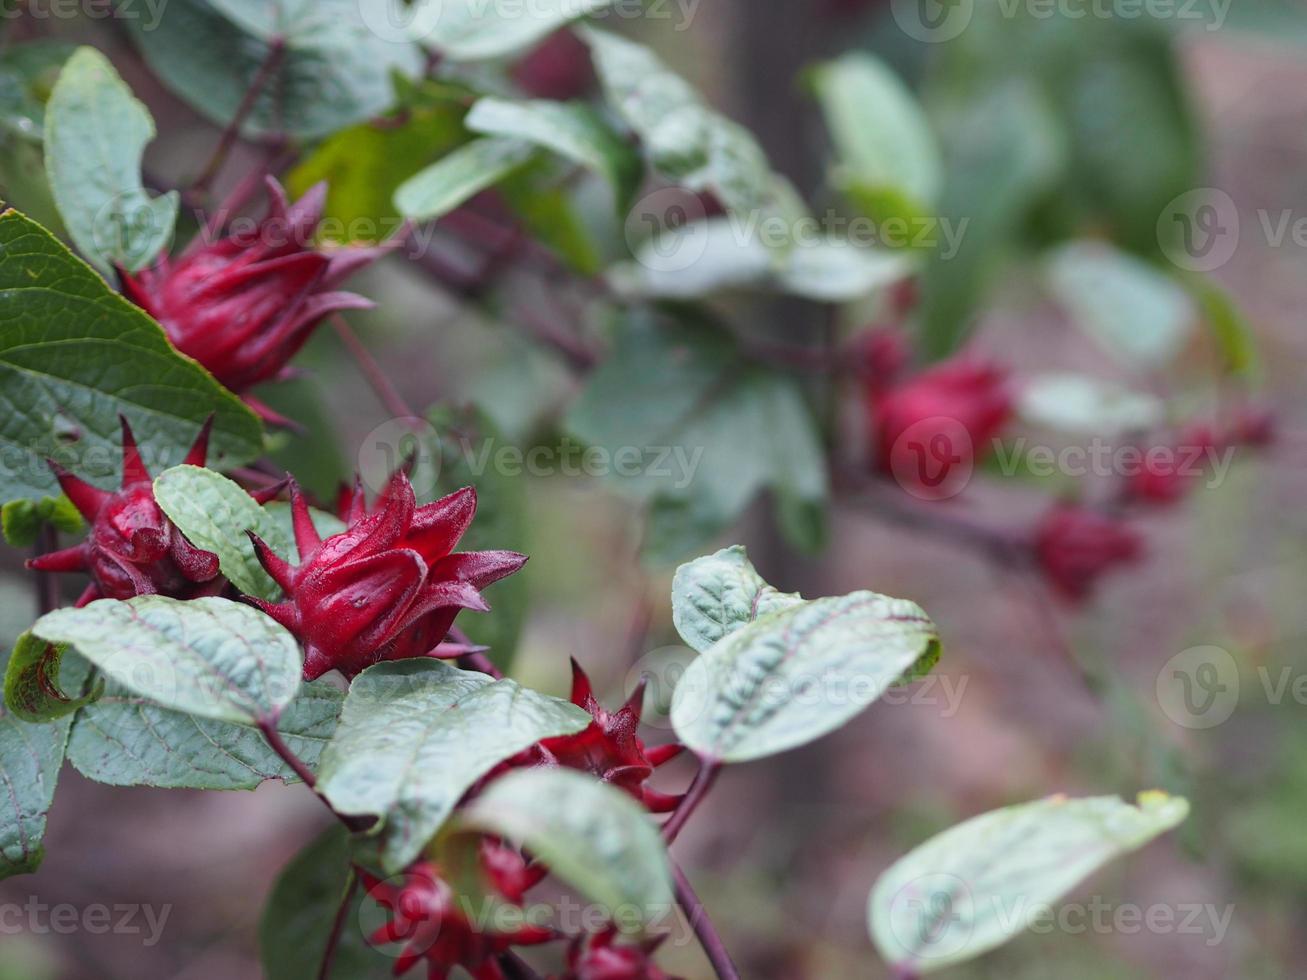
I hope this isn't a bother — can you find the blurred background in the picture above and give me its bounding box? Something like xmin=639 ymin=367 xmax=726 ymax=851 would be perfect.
xmin=3 ymin=0 xmax=1307 ymax=977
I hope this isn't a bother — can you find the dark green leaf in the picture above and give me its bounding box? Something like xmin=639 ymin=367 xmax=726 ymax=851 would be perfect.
xmin=0 ymin=40 xmax=74 ymax=141
xmin=0 ymin=208 xmax=263 ymax=505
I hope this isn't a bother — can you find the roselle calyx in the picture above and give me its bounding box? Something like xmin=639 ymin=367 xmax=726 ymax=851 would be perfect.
xmin=247 ymin=470 xmax=526 ymax=680
xmin=561 ymin=928 xmax=677 ymax=980
xmin=27 ymin=417 xmax=220 ymax=605
xmin=1034 ymin=504 xmax=1143 ymax=603
xmin=120 ymin=178 xmax=375 ymax=426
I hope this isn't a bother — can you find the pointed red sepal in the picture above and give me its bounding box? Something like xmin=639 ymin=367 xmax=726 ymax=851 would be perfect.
xmin=118 ymin=416 xmax=152 ymax=487
xmin=48 ymin=460 xmax=109 ymax=521
xmin=183 ymin=415 xmax=215 ymax=466
xmin=27 ymin=545 xmax=89 ymax=573
xmin=568 ymin=658 xmax=597 ymax=710
xmin=642 ymin=788 xmax=685 ymax=814
xmin=617 ymin=676 xmax=647 ymax=725
xmin=287 ymin=480 xmax=321 ymax=561
xmin=644 ymin=744 xmax=684 ymax=767
xmin=247 ymin=531 xmax=297 ymax=592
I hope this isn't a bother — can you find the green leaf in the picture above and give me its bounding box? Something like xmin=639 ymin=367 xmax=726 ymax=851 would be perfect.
xmin=413 ymin=0 xmax=614 ymax=60
xmin=30 ymin=596 xmax=302 ymax=725
xmin=153 ymin=465 xmax=289 ymax=601
xmin=67 ymin=679 xmax=341 ymax=790
xmin=584 ymin=27 xmax=773 ymax=215
xmin=467 ymin=97 xmax=642 ymax=210
xmin=43 ymin=47 xmax=178 ymax=276
xmin=919 ymin=80 xmax=1065 ymax=360
xmin=316 ymin=660 xmax=589 ymax=873
xmin=1045 ymin=242 xmax=1195 ymax=370
xmin=0 ymin=208 xmax=262 ymax=506
xmin=3 ymin=632 xmax=99 ymax=723
xmin=566 ymin=310 xmax=827 ymax=557
xmin=458 ymin=768 xmax=673 ymax=932
xmin=261 ymin=826 xmax=392 ymax=980
xmin=670 ymin=591 xmax=939 ymax=763
xmin=0 ymin=40 xmax=74 ymax=141
xmin=1016 ymin=373 xmax=1164 ymax=437
xmin=394 ymin=137 xmax=536 ymax=223
xmin=127 ymin=0 xmax=422 ymax=140
xmin=1189 ymin=278 xmax=1260 ymax=379
xmin=1 ymin=494 xmax=81 ymax=548
xmin=808 ymin=53 xmax=941 ymax=224
xmin=671 ymin=546 xmax=802 ymax=654
xmin=428 ymin=406 xmax=528 ymax=669
xmin=286 ymin=94 xmax=469 ymax=244
xmin=0 ymin=646 xmax=78 ymax=879
xmin=869 ymin=792 xmax=1190 ymax=974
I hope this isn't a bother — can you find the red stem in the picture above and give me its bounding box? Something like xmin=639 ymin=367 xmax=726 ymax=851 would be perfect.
xmin=316 ymin=867 xmax=357 ymax=980
xmin=191 ymin=37 xmax=287 ymax=194
xmin=331 ymin=315 xmax=417 ymax=421
xmin=662 ymin=761 xmax=720 ymax=845
xmin=673 ymin=862 xmax=741 ymax=980
xmin=33 ymin=525 xmax=61 ymax=615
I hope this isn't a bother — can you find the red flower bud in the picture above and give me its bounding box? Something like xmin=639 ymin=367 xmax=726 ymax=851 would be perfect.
xmin=870 ymin=358 xmax=1012 ymax=498
xmin=561 ymin=928 xmax=677 ymax=980
xmin=512 ymin=30 xmax=594 ymax=100
xmin=1125 ymin=423 xmax=1221 ymax=507
xmin=121 ymin=178 xmax=375 ymax=425
xmin=362 ymin=841 xmax=553 ymax=979
xmin=27 ymin=417 xmax=220 ymax=605
xmin=493 ymin=661 xmax=684 ymax=813
xmin=247 ymin=471 xmax=526 ymax=680
xmin=1034 ymin=504 xmax=1143 ymax=603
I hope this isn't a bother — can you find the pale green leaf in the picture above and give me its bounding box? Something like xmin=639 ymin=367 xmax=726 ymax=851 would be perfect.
xmin=3 ymin=632 xmax=98 ymax=723
xmin=459 ymin=768 xmax=673 ymax=932
xmin=43 ymin=47 xmax=178 ymax=276
xmin=869 ymin=792 xmax=1190 ymax=974
xmin=394 ymin=137 xmax=536 ymax=222
xmin=0 ymin=40 xmax=74 ymax=141
xmin=670 ymin=591 xmax=939 ymax=762
xmin=316 ymin=660 xmax=589 ymax=873
xmin=671 ymin=546 xmax=802 ymax=654
xmin=416 ymin=0 xmax=615 ymax=60
xmin=30 ymin=596 xmax=302 ymax=725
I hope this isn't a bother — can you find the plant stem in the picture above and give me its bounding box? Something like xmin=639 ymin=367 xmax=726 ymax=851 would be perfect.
xmin=259 ymin=719 xmax=318 ymax=788
xmin=331 ymin=315 xmax=417 ymax=421
xmin=498 ymin=951 xmax=543 ymax=980
xmin=662 ymin=761 xmax=720 ymax=844
xmin=673 ymin=862 xmax=741 ymax=980
xmin=191 ymin=37 xmax=287 ymax=194
xmin=33 ymin=526 xmax=61 ymax=615
xmin=316 ymin=867 xmax=357 ymax=980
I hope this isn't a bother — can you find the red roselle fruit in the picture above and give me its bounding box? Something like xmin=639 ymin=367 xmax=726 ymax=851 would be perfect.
xmin=870 ymin=357 xmax=1013 ymax=499
xmin=27 ymin=417 xmax=221 ymax=605
xmin=247 ymin=470 xmax=526 ymax=680
xmin=512 ymin=29 xmax=595 ymax=100
xmin=120 ymin=178 xmax=376 ymax=427
xmin=1033 ymin=504 xmax=1143 ymax=603
xmin=561 ymin=928 xmax=677 ymax=980
xmin=496 ymin=661 xmax=684 ymax=813
xmin=362 ymin=841 xmax=553 ymax=979
xmin=1125 ymin=423 xmax=1221 ymax=507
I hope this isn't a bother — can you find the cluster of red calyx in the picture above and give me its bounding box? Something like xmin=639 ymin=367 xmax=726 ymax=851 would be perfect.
xmin=120 ymin=178 xmax=375 ymax=427
xmin=1125 ymin=409 xmax=1276 ymax=508
xmin=494 ymin=660 xmax=684 ymax=813
xmin=362 ymin=840 xmax=552 ymax=980
xmin=512 ymin=29 xmax=594 ymax=100
xmin=247 ymin=470 xmax=526 ymax=680
xmin=862 ymin=329 xmax=1013 ymax=497
xmin=559 ymin=928 xmax=677 ymax=980
xmin=27 ymin=417 xmax=222 ymax=606
xmin=1033 ymin=504 xmax=1143 ymax=603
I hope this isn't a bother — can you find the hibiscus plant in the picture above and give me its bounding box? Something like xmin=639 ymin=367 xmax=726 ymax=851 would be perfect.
xmin=0 ymin=3 xmax=1267 ymax=979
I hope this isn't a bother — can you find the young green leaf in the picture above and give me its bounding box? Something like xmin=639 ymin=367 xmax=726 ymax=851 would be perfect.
xmin=458 ymin=768 xmax=674 ymax=932
xmin=43 ymin=46 xmax=178 ymax=276
xmin=412 ymin=0 xmax=614 ymax=60
xmin=126 ymin=0 xmax=422 ymax=140
xmin=1 ymin=494 xmax=82 ymax=548
xmin=261 ymin=826 xmax=392 ymax=980
xmin=869 ymin=792 xmax=1190 ymax=974
xmin=68 ymin=679 xmax=342 ymax=790
xmin=30 ymin=596 xmax=303 ymax=725
xmin=0 ymin=646 xmax=79 ymax=879
xmin=584 ymin=27 xmax=773 ymax=215
xmin=467 ymin=97 xmax=642 ymax=210
xmin=1189 ymin=277 xmax=1261 ymax=379
xmin=807 ymin=53 xmax=942 ymax=224
xmin=394 ymin=137 xmax=536 ymax=223
xmin=0 ymin=209 xmax=263 ymax=506
xmin=153 ymin=465 xmax=290 ymax=601
xmin=670 ymin=591 xmax=939 ymax=763
xmin=316 ymin=660 xmax=590 ymax=873
xmin=3 ymin=632 xmax=99 ymax=723
xmin=1045 ymin=242 xmax=1196 ymax=370
xmin=671 ymin=546 xmax=802 ymax=654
